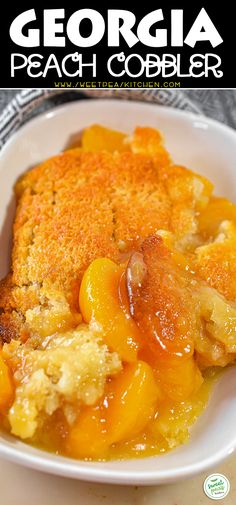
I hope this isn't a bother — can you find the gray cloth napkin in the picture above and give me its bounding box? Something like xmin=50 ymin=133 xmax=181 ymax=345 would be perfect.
xmin=0 ymin=89 xmax=236 ymax=149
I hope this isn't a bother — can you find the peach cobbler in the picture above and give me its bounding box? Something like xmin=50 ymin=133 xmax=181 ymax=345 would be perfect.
xmin=0 ymin=124 xmax=236 ymax=460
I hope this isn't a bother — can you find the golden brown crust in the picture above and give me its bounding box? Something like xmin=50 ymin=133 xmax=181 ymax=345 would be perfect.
xmin=195 ymin=241 xmax=236 ymax=301
xmin=0 ymin=311 xmax=22 ymax=343
xmin=0 ymin=134 xmax=213 ymax=341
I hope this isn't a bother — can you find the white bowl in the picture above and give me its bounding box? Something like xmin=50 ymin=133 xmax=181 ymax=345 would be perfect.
xmin=0 ymin=99 xmax=236 ymax=485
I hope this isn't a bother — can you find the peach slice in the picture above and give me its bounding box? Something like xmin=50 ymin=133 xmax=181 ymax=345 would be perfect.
xmin=0 ymin=351 xmax=14 ymax=413
xmin=106 ymin=361 xmax=160 ymax=443
xmin=155 ymin=358 xmax=203 ymax=402
xmin=79 ymin=258 xmax=141 ymax=362
xmin=66 ymin=360 xmax=160 ymax=458
xmin=66 ymin=405 xmax=108 ymax=459
xmin=82 ymin=124 xmax=128 ymax=153
xmin=198 ymin=196 xmax=236 ymax=238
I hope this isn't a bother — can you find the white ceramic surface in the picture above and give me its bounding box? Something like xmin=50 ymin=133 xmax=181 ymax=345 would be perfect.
xmin=0 ymin=99 xmax=236 ymax=485
xmin=0 ymin=453 xmax=235 ymax=505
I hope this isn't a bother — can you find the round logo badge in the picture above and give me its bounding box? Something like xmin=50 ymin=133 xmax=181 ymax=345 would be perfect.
xmin=203 ymin=474 xmax=230 ymax=500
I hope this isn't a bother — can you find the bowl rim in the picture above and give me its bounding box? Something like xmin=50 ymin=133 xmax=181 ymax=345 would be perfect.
xmin=0 ymin=424 xmax=235 ymax=486
xmin=0 ymin=98 xmax=236 ymax=485
xmin=1 ymin=97 xmax=236 ymax=161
